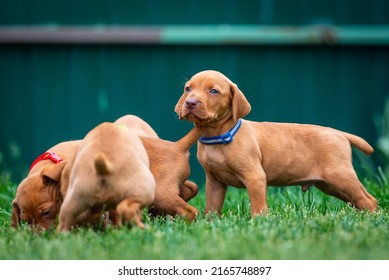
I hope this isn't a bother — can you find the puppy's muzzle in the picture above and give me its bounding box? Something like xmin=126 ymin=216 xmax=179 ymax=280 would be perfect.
xmin=185 ymin=98 xmax=199 ymax=110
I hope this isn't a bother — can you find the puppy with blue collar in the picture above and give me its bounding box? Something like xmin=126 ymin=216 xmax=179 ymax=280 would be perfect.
xmin=175 ymin=70 xmax=377 ymax=216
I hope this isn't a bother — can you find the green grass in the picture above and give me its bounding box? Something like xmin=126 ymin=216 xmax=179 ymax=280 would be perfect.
xmin=1 ymin=172 xmax=389 ymax=260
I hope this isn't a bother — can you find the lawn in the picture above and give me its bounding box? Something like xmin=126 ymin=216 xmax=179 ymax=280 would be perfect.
xmin=0 ymin=171 xmax=388 ymax=260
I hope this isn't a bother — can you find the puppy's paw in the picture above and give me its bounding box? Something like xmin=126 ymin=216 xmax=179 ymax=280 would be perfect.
xmin=116 ymin=198 xmax=145 ymax=230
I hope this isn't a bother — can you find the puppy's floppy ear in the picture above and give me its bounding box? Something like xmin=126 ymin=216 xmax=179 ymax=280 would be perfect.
xmin=174 ymin=92 xmax=187 ymax=120
xmin=41 ymin=161 xmax=67 ymax=186
xmin=11 ymin=200 xmax=21 ymax=227
xmin=230 ymin=82 xmax=251 ymax=122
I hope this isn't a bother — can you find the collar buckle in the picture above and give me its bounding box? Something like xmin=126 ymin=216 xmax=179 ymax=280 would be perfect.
xmin=199 ymin=119 xmax=242 ymax=145
xmin=221 ymin=134 xmax=232 ymax=144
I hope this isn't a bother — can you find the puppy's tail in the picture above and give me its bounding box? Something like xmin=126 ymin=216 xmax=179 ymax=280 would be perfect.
xmin=342 ymin=132 xmax=374 ymax=155
xmin=176 ymin=126 xmax=206 ymax=152
xmin=94 ymin=153 xmax=111 ymax=175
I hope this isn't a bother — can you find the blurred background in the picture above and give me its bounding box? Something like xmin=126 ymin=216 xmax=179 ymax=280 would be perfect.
xmin=0 ymin=0 xmax=388 ymax=184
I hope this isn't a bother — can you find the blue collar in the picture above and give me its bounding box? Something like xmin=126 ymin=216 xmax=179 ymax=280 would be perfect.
xmin=199 ymin=119 xmax=242 ymax=145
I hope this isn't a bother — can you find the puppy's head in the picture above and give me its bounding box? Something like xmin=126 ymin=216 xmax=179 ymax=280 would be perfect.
xmin=175 ymin=70 xmax=251 ymax=126
xmin=11 ymin=161 xmax=66 ymax=230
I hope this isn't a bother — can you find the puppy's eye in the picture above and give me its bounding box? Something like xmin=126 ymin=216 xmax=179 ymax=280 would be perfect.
xmin=185 ymin=86 xmax=191 ymax=93
xmin=210 ymin=88 xmax=219 ymax=95
xmin=41 ymin=209 xmax=51 ymax=218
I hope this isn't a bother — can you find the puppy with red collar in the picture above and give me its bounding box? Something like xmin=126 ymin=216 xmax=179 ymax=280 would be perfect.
xmin=11 ymin=141 xmax=80 ymax=229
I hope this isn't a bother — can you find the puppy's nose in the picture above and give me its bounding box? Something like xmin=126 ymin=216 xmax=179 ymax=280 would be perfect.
xmin=185 ymin=98 xmax=199 ymax=109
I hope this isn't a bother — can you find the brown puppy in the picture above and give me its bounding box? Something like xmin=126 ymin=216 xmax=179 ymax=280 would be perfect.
xmin=140 ymin=128 xmax=204 ymax=221
xmin=175 ymin=70 xmax=378 ymax=215
xmin=11 ymin=140 xmax=80 ymax=229
xmin=11 ymin=114 xmax=202 ymax=230
xmin=115 ymin=115 xmax=204 ymax=221
xmin=114 ymin=115 xmax=159 ymax=138
xmin=57 ymin=122 xmax=155 ymax=231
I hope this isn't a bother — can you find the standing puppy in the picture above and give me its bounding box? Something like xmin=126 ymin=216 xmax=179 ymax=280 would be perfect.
xmin=57 ymin=122 xmax=155 ymax=231
xmin=175 ymin=70 xmax=377 ymax=215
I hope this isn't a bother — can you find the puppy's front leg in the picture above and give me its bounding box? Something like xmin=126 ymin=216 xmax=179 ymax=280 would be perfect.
xmin=240 ymin=168 xmax=268 ymax=216
xmin=57 ymin=208 xmax=91 ymax=232
xmin=204 ymin=172 xmax=227 ymax=215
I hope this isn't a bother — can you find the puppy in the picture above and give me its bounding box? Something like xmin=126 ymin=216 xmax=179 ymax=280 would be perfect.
xmin=114 ymin=115 xmax=159 ymax=138
xmin=140 ymin=127 xmax=204 ymax=221
xmin=11 ymin=140 xmax=80 ymax=229
xmin=175 ymin=70 xmax=378 ymax=215
xmin=57 ymin=122 xmax=155 ymax=231
xmin=11 ymin=114 xmax=202 ymax=230
xmin=115 ymin=115 xmax=204 ymax=221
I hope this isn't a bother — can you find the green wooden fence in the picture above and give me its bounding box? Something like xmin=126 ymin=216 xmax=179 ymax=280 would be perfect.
xmin=1 ymin=0 xmax=388 ymax=182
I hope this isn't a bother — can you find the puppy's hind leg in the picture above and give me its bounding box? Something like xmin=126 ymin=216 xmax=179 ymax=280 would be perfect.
xmin=151 ymin=194 xmax=199 ymax=221
xmin=116 ymin=197 xmax=145 ymax=229
xmin=179 ymin=180 xmax=199 ymax=202
xmin=317 ymin=169 xmax=378 ymax=212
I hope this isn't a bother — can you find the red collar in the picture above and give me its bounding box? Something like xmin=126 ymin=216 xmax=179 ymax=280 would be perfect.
xmin=30 ymin=152 xmax=64 ymax=170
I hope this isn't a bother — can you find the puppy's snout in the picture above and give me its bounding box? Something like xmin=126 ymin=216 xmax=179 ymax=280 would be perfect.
xmin=185 ymin=98 xmax=199 ymax=110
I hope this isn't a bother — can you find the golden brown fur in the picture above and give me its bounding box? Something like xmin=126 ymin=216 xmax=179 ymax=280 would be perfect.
xmin=57 ymin=122 xmax=155 ymax=231
xmin=11 ymin=140 xmax=80 ymax=229
xmin=115 ymin=115 xmax=204 ymax=221
xmin=175 ymin=70 xmax=378 ymax=215
xmin=12 ymin=114 xmax=202 ymax=230
xmin=140 ymin=127 xmax=204 ymax=220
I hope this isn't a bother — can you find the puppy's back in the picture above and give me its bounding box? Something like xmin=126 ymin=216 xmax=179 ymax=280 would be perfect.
xmin=113 ymin=114 xmax=158 ymax=138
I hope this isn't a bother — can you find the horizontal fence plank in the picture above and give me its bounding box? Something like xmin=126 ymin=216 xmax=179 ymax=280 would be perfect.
xmin=1 ymin=25 xmax=389 ymax=45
